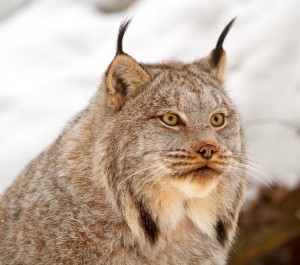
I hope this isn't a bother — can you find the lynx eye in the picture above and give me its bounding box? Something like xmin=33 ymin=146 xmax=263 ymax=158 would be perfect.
xmin=210 ymin=113 xmax=225 ymax=127
xmin=161 ymin=113 xmax=178 ymax=126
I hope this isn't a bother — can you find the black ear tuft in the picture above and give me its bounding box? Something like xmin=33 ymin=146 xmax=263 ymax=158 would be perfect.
xmin=215 ymin=17 xmax=236 ymax=50
xmin=211 ymin=17 xmax=236 ymax=66
xmin=117 ymin=19 xmax=132 ymax=55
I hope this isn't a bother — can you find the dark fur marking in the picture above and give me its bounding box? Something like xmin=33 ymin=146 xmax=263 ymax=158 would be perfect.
xmin=165 ymin=154 xmax=192 ymax=159
xmin=117 ymin=19 xmax=131 ymax=54
xmin=136 ymin=199 xmax=159 ymax=244
xmin=211 ymin=18 xmax=236 ymax=67
xmin=115 ymin=76 xmax=129 ymax=95
xmin=215 ymin=219 xmax=228 ymax=245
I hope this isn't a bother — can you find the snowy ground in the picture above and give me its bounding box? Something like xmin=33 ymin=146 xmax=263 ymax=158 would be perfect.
xmin=1 ymin=0 xmax=300 ymax=198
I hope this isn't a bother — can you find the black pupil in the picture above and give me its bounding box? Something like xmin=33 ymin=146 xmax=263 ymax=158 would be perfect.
xmin=214 ymin=116 xmax=219 ymax=123
xmin=168 ymin=116 xmax=174 ymax=121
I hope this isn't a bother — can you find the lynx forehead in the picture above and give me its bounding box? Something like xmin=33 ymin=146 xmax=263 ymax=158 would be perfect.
xmin=0 ymin=18 xmax=245 ymax=265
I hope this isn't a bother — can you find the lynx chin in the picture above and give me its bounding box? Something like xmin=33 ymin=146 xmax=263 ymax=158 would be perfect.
xmin=0 ymin=18 xmax=246 ymax=265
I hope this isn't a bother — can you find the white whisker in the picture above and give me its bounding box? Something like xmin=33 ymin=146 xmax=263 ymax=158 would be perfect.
xmin=231 ymin=162 xmax=272 ymax=189
xmin=232 ymin=160 xmax=279 ymax=185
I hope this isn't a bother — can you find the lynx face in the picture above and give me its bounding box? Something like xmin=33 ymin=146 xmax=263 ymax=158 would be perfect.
xmin=104 ymin=66 xmax=242 ymax=199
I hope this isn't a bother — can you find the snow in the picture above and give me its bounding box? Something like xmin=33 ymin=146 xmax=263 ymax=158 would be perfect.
xmin=1 ymin=0 xmax=300 ymax=197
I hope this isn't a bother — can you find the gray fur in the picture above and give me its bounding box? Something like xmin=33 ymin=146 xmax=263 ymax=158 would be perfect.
xmin=0 ymin=20 xmax=245 ymax=265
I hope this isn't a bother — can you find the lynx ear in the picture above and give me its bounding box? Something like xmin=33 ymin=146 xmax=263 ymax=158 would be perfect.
xmin=196 ymin=18 xmax=236 ymax=82
xmin=105 ymin=20 xmax=150 ymax=110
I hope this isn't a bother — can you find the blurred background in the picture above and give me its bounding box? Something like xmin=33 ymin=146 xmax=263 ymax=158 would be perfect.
xmin=0 ymin=0 xmax=299 ymax=264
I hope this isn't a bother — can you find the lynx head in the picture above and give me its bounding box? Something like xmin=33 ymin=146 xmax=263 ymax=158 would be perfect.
xmin=95 ymin=19 xmax=245 ymax=246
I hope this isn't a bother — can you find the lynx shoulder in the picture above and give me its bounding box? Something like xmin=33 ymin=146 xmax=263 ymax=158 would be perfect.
xmin=0 ymin=18 xmax=245 ymax=265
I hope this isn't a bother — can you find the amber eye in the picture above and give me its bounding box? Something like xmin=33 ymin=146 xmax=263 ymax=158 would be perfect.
xmin=161 ymin=113 xmax=178 ymax=126
xmin=210 ymin=113 xmax=225 ymax=127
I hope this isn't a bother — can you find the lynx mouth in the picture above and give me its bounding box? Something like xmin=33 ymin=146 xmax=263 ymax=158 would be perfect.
xmin=190 ymin=165 xmax=217 ymax=177
xmin=171 ymin=163 xmax=224 ymax=179
xmin=194 ymin=165 xmax=211 ymax=172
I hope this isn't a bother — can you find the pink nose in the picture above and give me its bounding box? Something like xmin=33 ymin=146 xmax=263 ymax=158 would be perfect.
xmin=199 ymin=144 xmax=218 ymax=160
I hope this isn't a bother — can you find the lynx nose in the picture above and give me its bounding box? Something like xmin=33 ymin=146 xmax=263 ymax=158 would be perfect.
xmin=199 ymin=144 xmax=218 ymax=160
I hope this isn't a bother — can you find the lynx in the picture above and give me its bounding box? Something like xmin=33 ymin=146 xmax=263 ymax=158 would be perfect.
xmin=0 ymin=18 xmax=245 ymax=265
